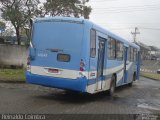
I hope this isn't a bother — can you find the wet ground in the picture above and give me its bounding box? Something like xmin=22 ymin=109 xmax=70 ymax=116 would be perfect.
xmin=0 ymin=77 xmax=159 ymax=114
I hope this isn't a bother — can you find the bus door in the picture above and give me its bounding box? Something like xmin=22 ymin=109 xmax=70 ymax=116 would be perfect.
xmin=124 ymin=46 xmax=128 ymax=83
xmin=96 ymin=38 xmax=106 ymax=90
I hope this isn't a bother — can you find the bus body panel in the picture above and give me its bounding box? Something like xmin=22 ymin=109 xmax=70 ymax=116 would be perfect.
xmin=31 ymin=20 xmax=84 ymax=70
xmin=26 ymin=17 xmax=90 ymax=92
xmin=26 ymin=17 xmax=140 ymax=94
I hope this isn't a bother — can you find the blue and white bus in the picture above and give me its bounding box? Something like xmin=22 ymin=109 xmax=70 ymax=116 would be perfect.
xmin=26 ymin=17 xmax=140 ymax=95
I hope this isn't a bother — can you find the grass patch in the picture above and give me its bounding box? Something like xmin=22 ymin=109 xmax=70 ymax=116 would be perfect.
xmin=141 ymin=72 xmax=160 ymax=80
xmin=0 ymin=68 xmax=25 ymax=82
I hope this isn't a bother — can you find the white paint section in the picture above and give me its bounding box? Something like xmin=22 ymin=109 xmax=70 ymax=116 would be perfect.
xmin=105 ymin=64 xmax=124 ymax=75
xmin=87 ymin=64 xmax=124 ymax=93
xmin=31 ymin=66 xmax=84 ymax=79
xmin=87 ymin=63 xmax=124 ymax=93
xmin=103 ymin=79 xmax=112 ymax=91
xmin=116 ymin=70 xmax=124 ymax=83
xmin=126 ymin=62 xmax=133 ymax=71
xmin=31 ymin=63 xmax=125 ymax=94
xmin=86 ymin=84 xmax=97 ymax=94
xmin=88 ymin=63 xmax=124 ymax=80
xmin=86 ymin=79 xmax=111 ymax=93
xmin=96 ymin=81 xmax=100 ymax=90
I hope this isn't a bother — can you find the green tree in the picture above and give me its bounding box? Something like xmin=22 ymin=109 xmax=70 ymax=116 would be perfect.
xmin=42 ymin=0 xmax=92 ymax=19
xmin=0 ymin=0 xmax=39 ymax=45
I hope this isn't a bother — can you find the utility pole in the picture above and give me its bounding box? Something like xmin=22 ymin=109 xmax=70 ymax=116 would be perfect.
xmin=131 ymin=27 xmax=140 ymax=43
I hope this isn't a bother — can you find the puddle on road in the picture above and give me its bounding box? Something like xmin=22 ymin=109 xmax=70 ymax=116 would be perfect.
xmin=137 ymin=103 xmax=160 ymax=111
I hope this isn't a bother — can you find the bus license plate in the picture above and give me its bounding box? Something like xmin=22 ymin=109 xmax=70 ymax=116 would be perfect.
xmin=48 ymin=68 xmax=60 ymax=74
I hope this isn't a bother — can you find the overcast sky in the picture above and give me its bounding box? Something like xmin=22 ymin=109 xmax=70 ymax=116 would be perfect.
xmin=88 ymin=0 xmax=160 ymax=48
xmin=40 ymin=0 xmax=160 ymax=48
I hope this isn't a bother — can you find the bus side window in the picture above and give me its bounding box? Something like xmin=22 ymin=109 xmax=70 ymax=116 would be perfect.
xmin=108 ymin=37 xmax=116 ymax=59
xmin=130 ymin=47 xmax=137 ymax=62
xmin=130 ymin=47 xmax=133 ymax=62
xmin=90 ymin=29 xmax=96 ymax=58
xmin=116 ymin=41 xmax=123 ymax=60
xmin=133 ymin=48 xmax=137 ymax=62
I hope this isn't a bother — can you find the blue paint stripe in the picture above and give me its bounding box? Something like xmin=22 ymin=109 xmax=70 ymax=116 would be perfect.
xmin=26 ymin=72 xmax=87 ymax=92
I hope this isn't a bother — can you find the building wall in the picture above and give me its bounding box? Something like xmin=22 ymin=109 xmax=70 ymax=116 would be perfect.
xmin=0 ymin=44 xmax=28 ymax=67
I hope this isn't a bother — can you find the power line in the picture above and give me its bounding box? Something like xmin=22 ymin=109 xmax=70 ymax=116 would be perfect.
xmin=109 ymin=27 xmax=160 ymax=31
xmin=90 ymin=0 xmax=160 ymax=3
xmin=98 ymin=22 xmax=160 ymax=25
xmin=90 ymin=2 xmax=160 ymax=13
xmin=92 ymin=7 xmax=160 ymax=13
xmin=90 ymin=0 xmax=118 ymax=2
xmin=110 ymin=27 xmax=134 ymax=30
xmin=140 ymin=27 xmax=160 ymax=30
xmin=93 ymin=4 xmax=160 ymax=10
xmin=93 ymin=9 xmax=160 ymax=13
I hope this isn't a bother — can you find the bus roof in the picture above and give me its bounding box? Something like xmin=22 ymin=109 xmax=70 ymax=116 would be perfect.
xmin=34 ymin=17 xmax=140 ymax=50
xmin=34 ymin=17 xmax=84 ymax=24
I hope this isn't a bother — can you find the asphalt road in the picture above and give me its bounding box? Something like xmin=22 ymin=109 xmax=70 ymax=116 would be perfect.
xmin=0 ymin=77 xmax=159 ymax=114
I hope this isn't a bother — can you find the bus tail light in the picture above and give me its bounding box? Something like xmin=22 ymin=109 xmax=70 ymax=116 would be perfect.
xmin=79 ymin=59 xmax=85 ymax=77
xmin=79 ymin=59 xmax=85 ymax=72
xmin=80 ymin=67 xmax=84 ymax=71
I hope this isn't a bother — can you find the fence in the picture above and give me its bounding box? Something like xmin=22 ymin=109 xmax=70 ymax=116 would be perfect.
xmin=0 ymin=44 xmax=28 ymax=68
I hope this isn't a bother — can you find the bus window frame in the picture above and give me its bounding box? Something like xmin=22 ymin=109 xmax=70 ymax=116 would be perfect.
xmin=90 ymin=29 xmax=96 ymax=58
xmin=116 ymin=41 xmax=124 ymax=61
xmin=108 ymin=37 xmax=116 ymax=60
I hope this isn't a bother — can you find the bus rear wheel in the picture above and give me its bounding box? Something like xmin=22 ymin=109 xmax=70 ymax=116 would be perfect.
xmin=109 ymin=75 xmax=116 ymax=96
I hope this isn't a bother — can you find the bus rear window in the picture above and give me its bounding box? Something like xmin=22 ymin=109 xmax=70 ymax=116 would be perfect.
xmin=57 ymin=54 xmax=70 ymax=62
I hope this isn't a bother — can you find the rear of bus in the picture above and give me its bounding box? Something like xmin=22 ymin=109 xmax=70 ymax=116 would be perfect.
xmin=26 ymin=17 xmax=88 ymax=92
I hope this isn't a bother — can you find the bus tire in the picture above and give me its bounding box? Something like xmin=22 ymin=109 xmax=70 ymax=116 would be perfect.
xmin=109 ymin=75 xmax=116 ymax=96
xmin=129 ymin=73 xmax=136 ymax=87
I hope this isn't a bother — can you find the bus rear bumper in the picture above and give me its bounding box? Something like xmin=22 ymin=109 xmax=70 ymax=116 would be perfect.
xmin=26 ymin=72 xmax=87 ymax=92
